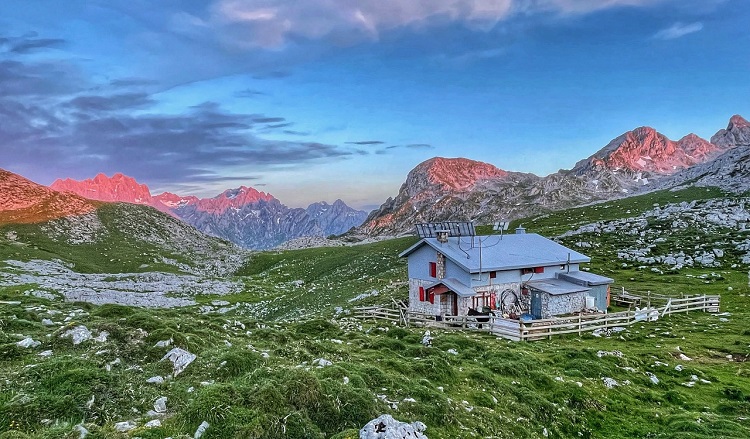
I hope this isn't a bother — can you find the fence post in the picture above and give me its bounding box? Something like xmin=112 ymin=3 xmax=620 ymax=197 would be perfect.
xmin=578 ymin=313 xmax=582 ymax=337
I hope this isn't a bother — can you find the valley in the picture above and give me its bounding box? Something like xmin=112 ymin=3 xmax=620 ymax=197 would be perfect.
xmin=1 ymin=183 xmax=749 ymax=438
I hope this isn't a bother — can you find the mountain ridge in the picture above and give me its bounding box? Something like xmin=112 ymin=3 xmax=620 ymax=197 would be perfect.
xmin=49 ymin=173 xmax=368 ymax=249
xmin=360 ymin=115 xmax=746 ymax=235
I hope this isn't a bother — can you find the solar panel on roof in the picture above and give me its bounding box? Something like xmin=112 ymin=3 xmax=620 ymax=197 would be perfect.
xmin=415 ymin=221 xmax=475 ymax=238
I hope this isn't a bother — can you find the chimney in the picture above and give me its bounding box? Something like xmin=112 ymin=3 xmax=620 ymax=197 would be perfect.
xmin=515 ymin=226 xmax=526 ymax=234
xmin=436 ymin=230 xmax=449 ymax=244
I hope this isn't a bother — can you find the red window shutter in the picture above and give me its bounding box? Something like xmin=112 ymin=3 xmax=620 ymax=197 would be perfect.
xmin=428 ymin=292 xmax=435 ymax=304
xmin=419 ymin=286 xmax=425 ymax=302
xmin=534 ymin=267 xmax=544 ymax=274
xmin=429 ymin=262 xmax=437 ymax=278
xmin=489 ymin=271 xmax=496 ymax=279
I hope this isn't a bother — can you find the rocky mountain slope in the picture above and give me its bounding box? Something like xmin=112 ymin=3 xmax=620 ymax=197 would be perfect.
xmin=1 ymin=169 xmax=244 ymax=277
xmin=651 ymin=115 xmax=750 ymax=194
xmin=51 ymin=175 xmax=368 ymax=249
xmin=0 ymin=169 xmax=99 ymax=225
xmin=361 ymin=116 xmax=745 ymax=235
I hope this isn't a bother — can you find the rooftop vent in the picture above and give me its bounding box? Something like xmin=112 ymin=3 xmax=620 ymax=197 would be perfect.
xmin=436 ymin=230 xmax=449 ymax=243
xmin=515 ymin=226 xmax=526 ymax=234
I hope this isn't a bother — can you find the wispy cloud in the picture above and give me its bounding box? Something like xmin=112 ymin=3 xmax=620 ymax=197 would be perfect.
xmin=653 ymin=21 xmax=703 ymax=40
xmin=207 ymin=0 xmax=668 ymax=48
xmin=345 ymin=140 xmax=385 ymax=145
xmin=0 ymin=36 xmax=355 ymax=186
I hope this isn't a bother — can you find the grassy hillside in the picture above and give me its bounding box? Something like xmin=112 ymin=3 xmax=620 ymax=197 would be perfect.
xmin=0 ymin=203 xmax=242 ymax=275
xmin=1 ymin=187 xmax=749 ymax=438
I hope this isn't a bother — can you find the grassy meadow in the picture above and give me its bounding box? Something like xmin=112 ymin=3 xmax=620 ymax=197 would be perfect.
xmin=1 ymin=188 xmax=749 ymax=438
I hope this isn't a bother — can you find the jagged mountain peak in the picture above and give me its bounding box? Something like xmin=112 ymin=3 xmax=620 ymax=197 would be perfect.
xmin=51 ymin=173 xmax=153 ymax=203
xmin=729 ymin=114 xmax=749 ymax=128
xmin=417 ymin=157 xmax=509 ymax=191
xmin=712 ymin=114 xmax=750 ymax=148
xmin=572 ymin=127 xmax=719 ymax=176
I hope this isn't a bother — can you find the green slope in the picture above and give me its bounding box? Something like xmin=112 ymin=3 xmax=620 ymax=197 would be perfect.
xmin=1 ymin=187 xmax=749 ymax=438
xmin=0 ymin=203 xmax=240 ymax=274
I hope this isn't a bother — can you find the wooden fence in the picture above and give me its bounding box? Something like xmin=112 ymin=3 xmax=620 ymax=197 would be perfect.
xmin=352 ymin=293 xmax=720 ymax=342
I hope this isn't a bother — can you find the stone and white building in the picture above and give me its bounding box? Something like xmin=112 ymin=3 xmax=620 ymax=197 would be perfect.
xmin=399 ymin=227 xmax=613 ymax=319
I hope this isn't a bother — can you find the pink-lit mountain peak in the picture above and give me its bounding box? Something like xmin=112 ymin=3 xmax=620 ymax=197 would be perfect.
xmin=729 ymin=114 xmax=749 ymax=128
xmin=190 ymin=185 xmax=276 ymax=214
xmin=153 ymin=192 xmax=199 ymax=208
xmin=423 ymin=157 xmax=509 ymax=191
xmin=51 ymin=172 xmax=153 ymax=204
xmin=589 ymin=127 xmax=719 ymax=175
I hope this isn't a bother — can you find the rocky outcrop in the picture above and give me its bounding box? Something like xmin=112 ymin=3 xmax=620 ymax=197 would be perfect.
xmin=0 ymin=169 xmax=98 ymax=225
xmin=710 ymin=115 xmax=750 ymax=148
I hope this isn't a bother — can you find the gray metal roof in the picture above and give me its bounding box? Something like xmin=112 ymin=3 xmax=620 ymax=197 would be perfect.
xmin=558 ymin=271 xmax=614 ymax=286
xmin=526 ymin=278 xmax=590 ymax=296
xmin=400 ymin=233 xmax=591 ymax=273
xmin=427 ymin=277 xmax=476 ymax=298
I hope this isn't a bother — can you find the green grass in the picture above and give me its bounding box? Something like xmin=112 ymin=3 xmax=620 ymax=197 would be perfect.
xmin=1 ymin=188 xmax=749 ymax=437
xmin=201 ymin=237 xmax=419 ymax=320
xmin=0 ymin=203 xmax=235 ymax=274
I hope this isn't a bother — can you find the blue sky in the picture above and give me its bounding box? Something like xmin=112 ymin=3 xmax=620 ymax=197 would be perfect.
xmin=0 ymin=0 xmax=748 ymax=209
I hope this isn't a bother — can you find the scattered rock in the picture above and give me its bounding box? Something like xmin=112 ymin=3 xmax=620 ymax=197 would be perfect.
xmin=73 ymin=424 xmax=89 ymax=439
xmin=41 ymin=318 xmax=54 ymax=326
xmin=144 ymin=419 xmax=161 ymax=428
xmin=38 ymin=350 xmax=53 ymax=357
xmin=421 ymin=331 xmax=433 ymax=347
xmin=194 ymin=421 xmax=210 ymax=439
xmin=359 ymin=414 xmax=427 ymax=439
xmin=313 ymin=358 xmax=333 ymax=368
xmin=161 ymin=347 xmax=197 ymax=376
xmin=114 ymin=421 xmax=137 ymax=432
xmin=602 ymin=377 xmax=619 ymax=389
xmin=646 ymin=372 xmax=659 ymax=385
xmin=62 ymin=326 xmax=92 ymax=345
xmin=146 ymin=376 xmax=165 ymax=384
xmin=447 ymin=348 xmax=458 ymax=355
xmin=94 ymin=331 xmax=109 ymax=342
xmin=154 ymin=396 xmax=167 ymax=413
xmin=16 ymin=337 xmax=41 ymax=348
xmin=154 ymin=338 xmax=172 ymax=348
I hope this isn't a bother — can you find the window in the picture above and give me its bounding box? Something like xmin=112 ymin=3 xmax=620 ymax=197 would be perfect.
xmin=489 ymin=271 xmax=496 ymax=279
xmin=429 ymin=262 xmax=437 ymax=278
xmin=534 ymin=267 xmax=544 ymax=274
xmin=522 ymin=267 xmax=533 ymax=275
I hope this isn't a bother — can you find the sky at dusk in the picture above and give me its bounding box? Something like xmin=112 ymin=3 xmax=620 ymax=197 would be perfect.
xmin=1 ymin=0 xmax=748 ymax=210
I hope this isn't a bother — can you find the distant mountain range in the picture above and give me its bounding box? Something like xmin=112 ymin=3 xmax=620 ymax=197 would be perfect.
xmin=360 ymin=115 xmax=750 ymax=235
xmin=50 ymin=174 xmax=367 ymax=249
xmin=3 ymin=114 xmax=748 ymax=245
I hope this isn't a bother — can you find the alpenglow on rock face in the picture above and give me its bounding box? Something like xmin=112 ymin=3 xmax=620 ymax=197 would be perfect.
xmin=360 ymin=116 xmax=746 ymax=236
xmin=0 ymin=169 xmax=98 ymax=225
